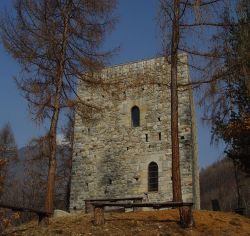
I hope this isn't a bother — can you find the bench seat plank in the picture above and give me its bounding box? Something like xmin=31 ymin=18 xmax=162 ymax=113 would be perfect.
xmin=84 ymin=197 xmax=143 ymax=213
xmin=85 ymin=197 xmax=143 ymax=202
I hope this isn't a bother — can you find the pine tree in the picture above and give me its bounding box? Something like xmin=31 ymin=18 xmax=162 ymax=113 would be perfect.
xmin=0 ymin=0 xmax=116 ymax=214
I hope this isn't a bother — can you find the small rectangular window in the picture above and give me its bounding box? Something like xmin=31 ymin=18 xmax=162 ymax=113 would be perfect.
xmin=145 ymin=134 xmax=148 ymax=142
xmin=159 ymin=132 xmax=161 ymax=140
xmin=132 ymin=106 xmax=140 ymax=127
xmin=148 ymin=162 xmax=158 ymax=192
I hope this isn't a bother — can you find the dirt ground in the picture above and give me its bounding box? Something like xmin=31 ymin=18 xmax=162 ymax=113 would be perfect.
xmin=3 ymin=209 xmax=250 ymax=236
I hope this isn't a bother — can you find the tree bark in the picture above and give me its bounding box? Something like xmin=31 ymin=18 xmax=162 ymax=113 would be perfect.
xmin=170 ymin=0 xmax=182 ymax=202
xmin=45 ymin=94 xmax=61 ymax=214
xmin=45 ymin=57 xmax=64 ymax=214
xmin=179 ymin=206 xmax=194 ymax=228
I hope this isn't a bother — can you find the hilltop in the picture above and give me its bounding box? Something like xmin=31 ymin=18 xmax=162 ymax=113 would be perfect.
xmin=4 ymin=209 xmax=250 ymax=236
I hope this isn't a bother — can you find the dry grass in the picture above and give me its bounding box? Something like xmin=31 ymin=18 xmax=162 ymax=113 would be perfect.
xmin=3 ymin=209 xmax=250 ymax=236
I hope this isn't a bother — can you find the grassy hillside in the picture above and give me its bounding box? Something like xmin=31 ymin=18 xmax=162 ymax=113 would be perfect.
xmin=200 ymin=158 xmax=250 ymax=216
xmin=4 ymin=209 xmax=250 ymax=236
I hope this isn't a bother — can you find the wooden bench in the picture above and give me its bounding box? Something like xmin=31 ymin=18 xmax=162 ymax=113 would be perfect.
xmin=84 ymin=197 xmax=143 ymax=213
xmin=0 ymin=204 xmax=52 ymax=225
xmin=92 ymin=201 xmax=194 ymax=228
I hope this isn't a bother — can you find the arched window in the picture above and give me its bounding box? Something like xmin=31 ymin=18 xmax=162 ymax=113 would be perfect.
xmin=148 ymin=162 xmax=158 ymax=192
xmin=131 ymin=106 xmax=140 ymax=127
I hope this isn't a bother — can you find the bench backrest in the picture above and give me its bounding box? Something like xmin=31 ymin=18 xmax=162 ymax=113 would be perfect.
xmin=85 ymin=197 xmax=143 ymax=202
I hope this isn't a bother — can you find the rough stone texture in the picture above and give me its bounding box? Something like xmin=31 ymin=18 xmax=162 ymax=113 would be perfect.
xmin=69 ymin=55 xmax=200 ymax=212
xmin=53 ymin=209 xmax=70 ymax=218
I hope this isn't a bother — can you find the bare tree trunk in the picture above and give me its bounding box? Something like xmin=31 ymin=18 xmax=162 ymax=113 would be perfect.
xmin=170 ymin=0 xmax=182 ymax=202
xmin=45 ymin=11 xmax=68 ymax=214
xmin=179 ymin=206 xmax=194 ymax=228
xmin=45 ymin=62 xmax=63 ymax=214
xmin=45 ymin=101 xmax=60 ymax=214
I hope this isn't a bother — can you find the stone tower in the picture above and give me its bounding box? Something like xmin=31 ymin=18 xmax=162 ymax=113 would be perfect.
xmin=69 ymin=55 xmax=200 ymax=212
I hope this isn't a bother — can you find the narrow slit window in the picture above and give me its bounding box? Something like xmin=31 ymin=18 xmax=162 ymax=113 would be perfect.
xmin=131 ymin=106 xmax=140 ymax=127
xmin=145 ymin=134 xmax=148 ymax=142
xmin=159 ymin=132 xmax=161 ymax=140
xmin=148 ymin=162 xmax=158 ymax=192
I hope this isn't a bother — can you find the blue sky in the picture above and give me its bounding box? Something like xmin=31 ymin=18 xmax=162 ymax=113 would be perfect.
xmin=0 ymin=0 xmax=225 ymax=167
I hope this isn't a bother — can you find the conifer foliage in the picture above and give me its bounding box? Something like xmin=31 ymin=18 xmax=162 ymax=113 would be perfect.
xmin=210 ymin=0 xmax=250 ymax=175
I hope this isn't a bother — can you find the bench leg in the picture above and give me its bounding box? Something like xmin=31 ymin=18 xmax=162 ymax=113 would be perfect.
xmin=94 ymin=206 xmax=105 ymax=226
xmin=133 ymin=199 xmax=142 ymax=212
xmin=85 ymin=201 xmax=94 ymax=213
xmin=179 ymin=206 xmax=194 ymax=228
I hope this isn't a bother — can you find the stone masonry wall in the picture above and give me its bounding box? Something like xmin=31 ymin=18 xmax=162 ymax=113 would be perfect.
xmin=69 ymin=55 xmax=200 ymax=212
